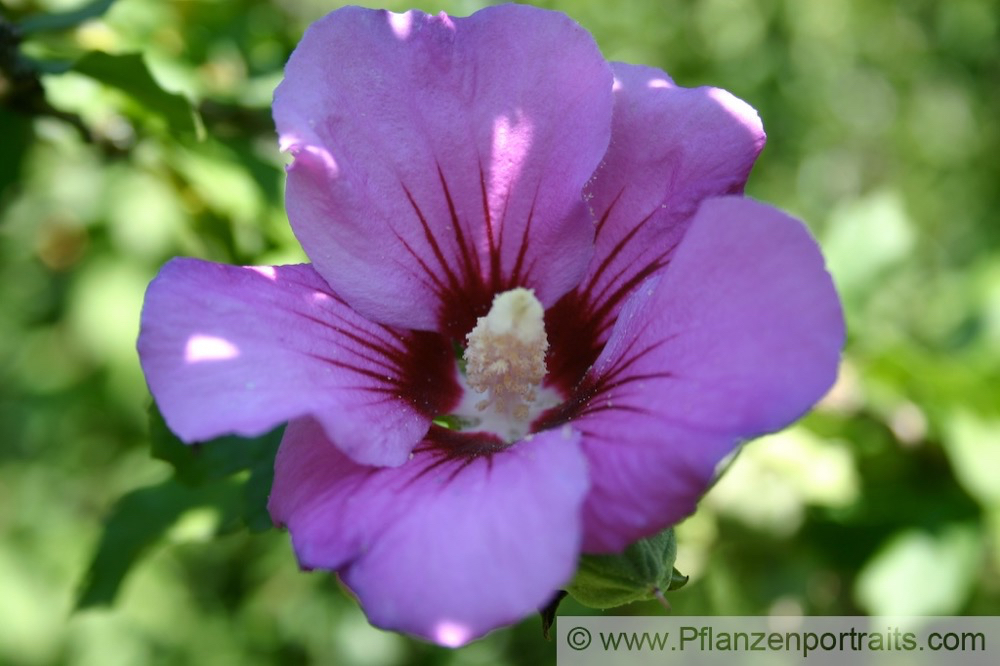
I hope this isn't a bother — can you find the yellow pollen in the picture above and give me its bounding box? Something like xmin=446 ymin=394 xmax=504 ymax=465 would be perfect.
xmin=463 ymin=288 xmax=548 ymax=421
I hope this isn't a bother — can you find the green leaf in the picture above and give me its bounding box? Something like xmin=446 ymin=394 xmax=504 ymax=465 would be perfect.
xmin=18 ymin=0 xmax=118 ymax=34
xmin=149 ymin=404 xmax=282 ymax=486
xmin=0 ymin=109 xmax=33 ymax=200
xmin=149 ymin=404 xmax=281 ymax=531
xmin=76 ymin=406 xmax=284 ymax=608
xmin=566 ymin=527 xmax=687 ymax=609
xmin=72 ymin=52 xmax=199 ymax=135
xmin=854 ymin=525 xmax=981 ymax=617
xmin=942 ymin=410 xmax=1000 ymax=508
xmin=75 ymin=477 xmax=242 ymax=608
xmin=243 ymin=456 xmax=278 ymax=533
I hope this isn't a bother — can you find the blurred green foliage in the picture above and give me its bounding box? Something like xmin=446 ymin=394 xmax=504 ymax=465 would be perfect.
xmin=1 ymin=0 xmax=998 ymax=664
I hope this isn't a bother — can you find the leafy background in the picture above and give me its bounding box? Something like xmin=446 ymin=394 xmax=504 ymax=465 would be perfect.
xmin=1 ymin=0 xmax=998 ymax=664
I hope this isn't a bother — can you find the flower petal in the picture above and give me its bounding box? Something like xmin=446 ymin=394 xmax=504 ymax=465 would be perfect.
xmin=137 ymin=259 xmax=459 ymax=466
xmin=540 ymin=196 xmax=844 ymax=552
xmin=275 ymin=5 xmax=613 ymax=336
xmin=546 ymin=63 xmax=766 ymax=391
xmin=268 ymin=418 xmax=589 ymax=645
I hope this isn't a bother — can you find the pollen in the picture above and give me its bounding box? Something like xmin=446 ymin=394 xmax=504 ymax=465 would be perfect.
xmin=463 ymin=287 xmax=548 ymax=421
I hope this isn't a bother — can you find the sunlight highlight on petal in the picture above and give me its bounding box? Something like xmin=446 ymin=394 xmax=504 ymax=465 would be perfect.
xmin=488 ymin=111 xmax=533 ymax=233
xmin=387 ymin=11 xmax=413 ymax=39
xmin=433 ymin=621 xmax=472 ymax=648
xmin=706 ymin=87 xmax=763 ymax=135
xmin=184 ymin=334 xmax=240 ymax=363
xmin=247 ymin=266 xmax=277 ymax=280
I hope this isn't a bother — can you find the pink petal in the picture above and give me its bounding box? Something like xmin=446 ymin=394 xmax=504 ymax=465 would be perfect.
xmin=137 ymin=259 xmax=459 ymax=466
xmin=269 ymin=418 xmax=589 ymax=645
xmin=275 ymin=5 xmax=613 ymax=336
xmin=540 ymin=197 xmax=844 ymax=552
xmin=547 ymin=63 xmax=766 ymax=392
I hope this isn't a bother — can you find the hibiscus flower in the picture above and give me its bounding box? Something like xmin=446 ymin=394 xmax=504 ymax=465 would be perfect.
xmin=137 ymin=4 xmax=843 ymax=646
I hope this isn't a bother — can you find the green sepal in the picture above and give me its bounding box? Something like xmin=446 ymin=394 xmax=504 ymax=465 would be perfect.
xmin=539 ymin=590 xmax=567 ymax=640
xmin=566 ymin=527 xmax=687 ymax=609
xmin=667 ymin=567 xmax=690 ymax=591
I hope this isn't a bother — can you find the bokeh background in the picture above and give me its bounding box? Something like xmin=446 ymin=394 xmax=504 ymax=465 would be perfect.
xmin=1 ymin=0 xmax=998 ymax=664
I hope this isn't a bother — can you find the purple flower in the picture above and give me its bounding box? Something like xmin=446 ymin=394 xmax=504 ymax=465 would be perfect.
xmin=137 ymin=5 xmax=843 ymax=646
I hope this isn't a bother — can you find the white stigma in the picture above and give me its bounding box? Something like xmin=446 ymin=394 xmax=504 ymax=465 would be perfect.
xmin=463 ymin=288 xmax=548 ymax=423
